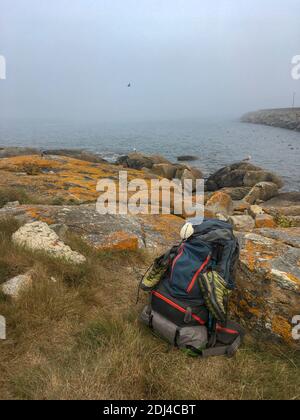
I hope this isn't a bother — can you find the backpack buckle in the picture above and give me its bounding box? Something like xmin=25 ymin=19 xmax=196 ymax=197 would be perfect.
xmin=184 ymin=307 xmax=192 ymax=324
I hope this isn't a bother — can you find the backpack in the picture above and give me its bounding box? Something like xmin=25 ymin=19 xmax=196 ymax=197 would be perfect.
xmin=139 ymin=219 xmax=244 ymax=358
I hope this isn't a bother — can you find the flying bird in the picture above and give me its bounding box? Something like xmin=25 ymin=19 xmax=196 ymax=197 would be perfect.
xmin=127 ymin=82 xmax=131 ymax=88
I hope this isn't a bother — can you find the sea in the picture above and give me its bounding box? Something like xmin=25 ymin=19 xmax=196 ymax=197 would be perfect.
xmin=0 ymin=118 xmax=299 ymax=191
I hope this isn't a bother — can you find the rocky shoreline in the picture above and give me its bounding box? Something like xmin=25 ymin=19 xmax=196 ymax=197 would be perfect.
xmin=0 ymin=147 xmax=299 ymax=347
xmin=241 ymin=108 xmax=300 ymax=132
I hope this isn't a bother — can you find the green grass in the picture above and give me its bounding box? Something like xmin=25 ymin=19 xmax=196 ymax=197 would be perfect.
xmin=0 ymin=216 xmax=299 ymax=400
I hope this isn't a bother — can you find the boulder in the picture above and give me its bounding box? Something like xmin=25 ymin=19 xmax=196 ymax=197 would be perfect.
xmin=1 ymin=272 xmax=32 ymax=299
xmin=243 ymin=171 xmax=283 ymax=189
xmin=43 ymin=149 xmax=107 ymax=164
xmin=116 ymin=153 xmax=169 ymax=170
xmin=12 ymin=221 xmax=86 ymax=264
xmin=2 ymin=204 xmax=183 ymax=251
xmin=233 ymin=201 xmax=251 ymax=214
xmin=206 ymin=192 xmax=233 ymax=217
xmin=151 ymin=163 xmax=177 ymax=180
xmin=254 ymin=227 xmax=300 ymax=248
xmin=177 ymin=155 xmax=199 ymax=162
xmin=249 ymin=205 xmax=264 ymax=218
xmin=232 ymin=231 xmax=300 ymax=346
xmin=229 ymin=215 xmax=255 ymax=231
xmin=174 ymin=165 xmax=188 ymax=180
xmin=206 ymin=162 xmax=283 ymax=191
xmin=189 ymin=167 xmax=204 ymax=180
xmin=262 ymin=192 xmax=300 ymax=218
xmin=49 ymin=223 xmax=69 ymax=240
xmin=244 ymin=182 xmax=279 ymax=204
xmin=220 ymin=187 xmax=252 ymax=201
xmin=255 ymin=214 xmax=276 ymax=229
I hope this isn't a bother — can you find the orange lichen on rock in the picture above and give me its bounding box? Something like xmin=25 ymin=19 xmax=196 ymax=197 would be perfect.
xmin=139 ymin=214 xmax=183 ymax=243
xmin=271 ymin=316 xmax=294 ymax=344
xmin=0 ymin=155 xmax=150 ymax=204
xmin=240 ymin=239 xmax=274 ymax=271
xmin=97 ymin=231 xmax=139 ymax=251
xmin=255 ymin=214 xmax=277 ymax=228
xmin=25 ymin=207 xmax=54 ymax=225
xmin=205 ymin=191 xmax=233 ymax=216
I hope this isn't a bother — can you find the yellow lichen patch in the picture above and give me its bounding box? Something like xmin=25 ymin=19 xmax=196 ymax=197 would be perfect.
xmin=0 ymin=155 xmax=150 ymax=204
xmin=97 ymin=231 xmax=139 ymax=251
xmin=141 ymin=214 xmax=183 ymax=242
xmin=271 ymin=315 xmax=294 ymax=344
xmin=241 ymin=239 xmax=274 ymax=271
xmin=286 ymin=273 xmax=300 ymax=286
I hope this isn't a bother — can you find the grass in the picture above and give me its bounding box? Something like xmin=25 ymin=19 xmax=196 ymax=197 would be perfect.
xmin=0 ymin=186 xmax=56 ymax=208
xmin=0 ymin=217 xmax=299 ymax=400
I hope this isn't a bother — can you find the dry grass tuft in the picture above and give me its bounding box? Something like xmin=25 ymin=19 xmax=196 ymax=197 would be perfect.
xmin=0 ymin=217 xmax=299 ymax=400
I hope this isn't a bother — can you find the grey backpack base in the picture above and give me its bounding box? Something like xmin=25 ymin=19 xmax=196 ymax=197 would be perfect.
xmin=140 ymin=305 xmax=244 ymax=358
xmin=141 ymin=305 xmax=208 ymax=352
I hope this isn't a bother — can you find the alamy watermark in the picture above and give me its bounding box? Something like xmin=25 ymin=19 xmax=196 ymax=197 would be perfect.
xmin=291 ymin=55 xmax=300 ymax=80
xmin=0 ymin=55 xmax=6 ymax=80
xmin=96 ymin=171 xmax=204 ymax=218
xmin=292 ymin=315 xmax=300 ymax=341
xmin=0 ymin=315 xmax=6 ymax=340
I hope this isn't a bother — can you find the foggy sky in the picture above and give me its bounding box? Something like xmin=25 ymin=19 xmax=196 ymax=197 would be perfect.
xmin=0 ymin=0 xmax=300 ymax=122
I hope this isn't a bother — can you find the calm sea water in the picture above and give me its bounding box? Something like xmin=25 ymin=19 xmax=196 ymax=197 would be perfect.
xmin=0 ymin=118 xmax=299 ymax=191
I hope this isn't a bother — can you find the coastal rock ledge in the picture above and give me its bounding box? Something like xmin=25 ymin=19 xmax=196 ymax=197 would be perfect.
xmin=241 ymin=108 xmax=300 ymax=131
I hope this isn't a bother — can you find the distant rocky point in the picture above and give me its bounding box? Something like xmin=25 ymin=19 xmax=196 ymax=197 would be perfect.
xmin=241 ymin=108 xmax=300 ymax=132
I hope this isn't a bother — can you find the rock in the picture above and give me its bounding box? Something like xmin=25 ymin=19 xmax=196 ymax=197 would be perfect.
xmin=206 ymin=162 xmax=283 ymax=191
xmin=0 ymin=154 xmax=151 ymax=204
xmin=49 ymin=223 xmax=69 ymax=240
xmin=262 ymin=192 xmax=300 ymax=218
xmin=287 ymin=216 xmax=300 ymax=227
xmin=180 ymin=169 xmax=199 ymax=193
xmin=215 ymin=213 xmax=229 ymax=222
xmin=233 ymin=201 xmax=251 ymax=214
xmin=43 ymin=149 xmax=107 ymax=164
xmin=177 ymin=155 xmax=199 ymax=162
xmin=2 ymin=204 xmax=183 ymax=251
xmin=150 ymin=163 xmax=203 ymax=191
xmin=242 ymin=108 xmax=300 ymax=132
xmin=254 ymin=228 xmax=300 ymax=249
xmin=206 ymin=192 xmax=233 ymax=217
xmin=12 ymin=221 xmax=86 ymax=264
xmin=151 ymin=163 xmax=177 ymax=180
xmin=96 ymin=231 xmax=139 ymax=251
xmin=255 ymin=214 xmax=276 ymax=228
xmin=0 ymin=147 xmax=40 ymax=158
xmin=244 ymin=182 xmax=279 ymax=204
xmin=243 ymin=172 xmax=283 ymax=189
xmin=249 ymin=205 xmax=264 ymax=218
xmin=3 ymin=201 xmax=20 ymax=208
xmin=263 ymin=192 xmax=300 ymax=208
xmin=116 ymin=153 xmax=169 ymax=170
xmin=231 ymin=231 xmax=300 ymax=346
xmin=189 ymin=167 xmax=203 ymax=180
xmin=220 ymin=187 xmax=252 ymax=200
xmin=2 ymin=272 xmax=32 ymax=298
xmin=229 ymin=215 xmax=255 ymax=231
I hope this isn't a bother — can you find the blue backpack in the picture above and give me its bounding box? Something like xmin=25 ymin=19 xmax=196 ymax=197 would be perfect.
xmin=140 ymin=220 xmax=243 ymax=358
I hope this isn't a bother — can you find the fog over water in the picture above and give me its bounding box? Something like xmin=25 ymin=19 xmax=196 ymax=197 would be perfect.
xmin=0 ymin=0 xmax=300 ymax=122
xmin=0 ymin=1 xmax=299 ymax=191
